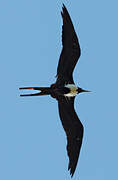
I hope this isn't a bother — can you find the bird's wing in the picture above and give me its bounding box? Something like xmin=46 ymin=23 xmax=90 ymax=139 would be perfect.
xmin=57 ymin=96 xmax=83 ymax=177
xmin=56 ymin=4 xmax=81 ymax=86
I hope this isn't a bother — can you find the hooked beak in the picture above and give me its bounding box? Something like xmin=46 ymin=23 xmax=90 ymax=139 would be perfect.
xmin=81 ymin=89 xmax=91 ymax=93
xmin=78 ymin=87 xmax=91 ymax=94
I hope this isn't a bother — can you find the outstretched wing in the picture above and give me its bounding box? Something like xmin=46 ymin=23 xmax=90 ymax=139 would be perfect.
xmin=57 ymin=97 xmax=83 ymax=177
xmin=56 ymin=4 xmax=81 ymax=86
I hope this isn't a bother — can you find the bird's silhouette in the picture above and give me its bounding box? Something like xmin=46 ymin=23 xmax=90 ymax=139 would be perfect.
xmin=20 ymin=4 xmax=90 ymax=177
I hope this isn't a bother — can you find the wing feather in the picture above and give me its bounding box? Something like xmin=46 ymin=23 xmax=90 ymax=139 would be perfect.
xmin=57 ymin=97 xmax=83 ymax=177
xmin=56 ymin=5 xmax=81 ymax=86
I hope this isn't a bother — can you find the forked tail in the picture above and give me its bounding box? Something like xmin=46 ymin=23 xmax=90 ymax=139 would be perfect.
xmin=19 ymin=87 xmax=51 ymax=97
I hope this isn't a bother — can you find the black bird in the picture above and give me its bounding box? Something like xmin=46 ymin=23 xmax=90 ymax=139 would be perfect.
xmin=20 ymin=4 xmax=90 ymax=177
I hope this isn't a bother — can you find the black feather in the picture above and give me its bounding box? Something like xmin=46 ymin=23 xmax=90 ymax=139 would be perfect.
xmin=56 ymin=4 xmax=81 ymax=86
xmin=57 ymin=97 xmax=83 ymax=177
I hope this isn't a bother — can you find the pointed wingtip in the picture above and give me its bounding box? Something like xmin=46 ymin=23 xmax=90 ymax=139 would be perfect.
xmin=61 ymin=4 xmax=67 ymax=19
xmin=68 ymin=163 xmax=75 ymax=178
xmin=61 ymin=4 xmax=70 ymax=21
xmin=69 ymin=169 xmax=74 ymax=178
xmin=61 ymin=4 xmax=64 ymax=16
xmin=62 ymin=3 xmax=65 ymax=7
xmin=70 ymin=170 xmax=74 ymax=178
xmin=62 ymin=3 xmax=66 ymax=12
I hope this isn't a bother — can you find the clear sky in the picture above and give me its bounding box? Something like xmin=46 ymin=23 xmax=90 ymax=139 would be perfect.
xmin=0 ymin=0 xmax=118 ymax=180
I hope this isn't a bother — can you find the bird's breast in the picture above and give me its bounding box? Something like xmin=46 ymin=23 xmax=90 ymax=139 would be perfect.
xmin=64 ymin=84 xmax=78 ymax=97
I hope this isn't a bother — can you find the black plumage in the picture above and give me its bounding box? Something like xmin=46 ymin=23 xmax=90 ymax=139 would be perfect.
xmin=56 ymin=5 xmax=81 ymax=86
xmin=20 ymin=4 xmax=90 ymax=177
xmin=58 ymin=96 xmax=83 ymax=177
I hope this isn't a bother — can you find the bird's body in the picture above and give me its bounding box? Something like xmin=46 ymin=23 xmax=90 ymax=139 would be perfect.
xmin=20 ymin=4 xmax=90 ymax=178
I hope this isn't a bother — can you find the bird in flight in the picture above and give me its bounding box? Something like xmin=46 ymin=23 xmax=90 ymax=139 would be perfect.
xmin=20 ymin=4 xmax=90 ymax=177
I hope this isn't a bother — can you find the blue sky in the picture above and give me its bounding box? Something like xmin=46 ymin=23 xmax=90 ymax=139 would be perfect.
xmin=0 ymin=0 xmax=118 ymax=179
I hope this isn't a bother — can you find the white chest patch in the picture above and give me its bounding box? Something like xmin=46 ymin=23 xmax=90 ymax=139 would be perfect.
xmin=64 ymin=84 xmax=78 ymax=97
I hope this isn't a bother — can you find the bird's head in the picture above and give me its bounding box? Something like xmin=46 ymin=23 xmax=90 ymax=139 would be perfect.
xmin=77 ymin=87 xmax=91 ymax=94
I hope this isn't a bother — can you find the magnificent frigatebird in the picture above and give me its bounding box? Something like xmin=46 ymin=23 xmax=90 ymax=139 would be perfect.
xmin=20 ymin=4 xmax=90 ymax=177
